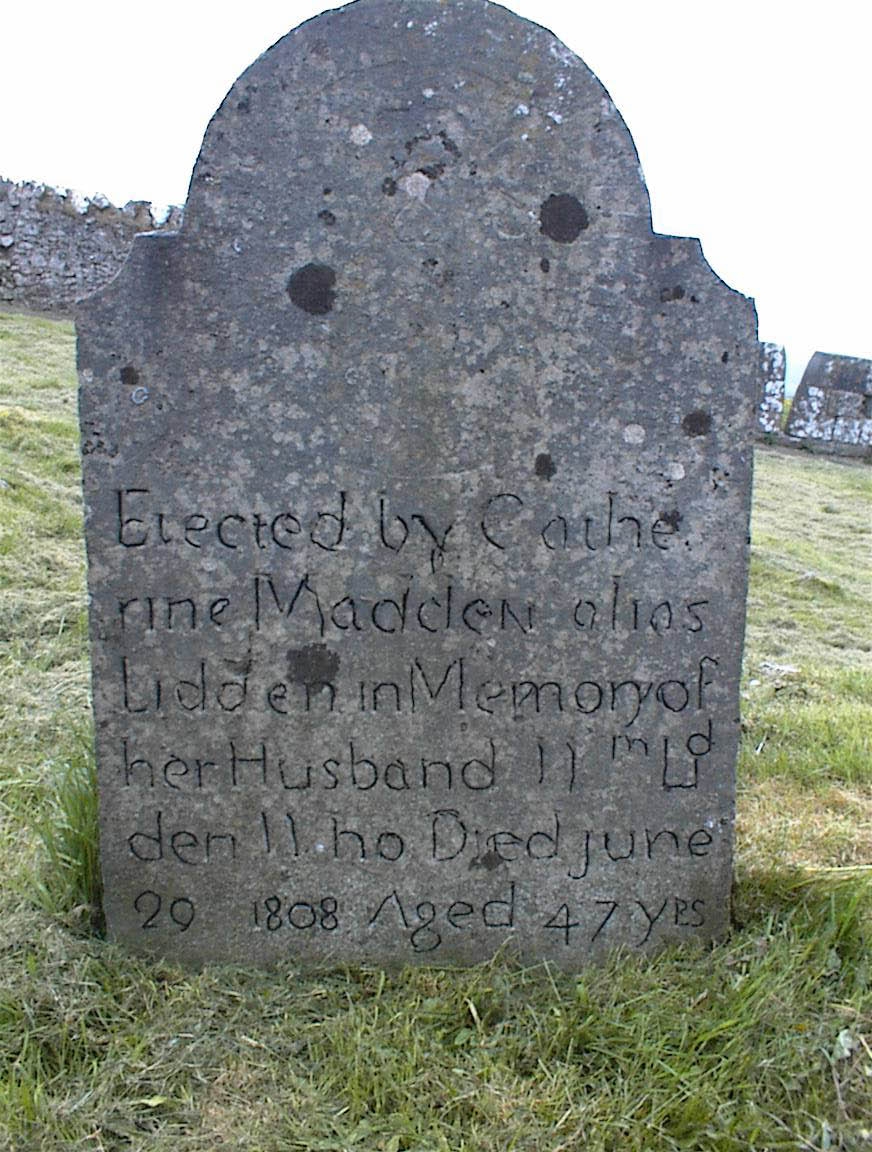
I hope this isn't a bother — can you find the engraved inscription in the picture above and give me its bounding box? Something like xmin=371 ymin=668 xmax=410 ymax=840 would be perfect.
xmin=77 ymin=0 xmax=756 ymax=968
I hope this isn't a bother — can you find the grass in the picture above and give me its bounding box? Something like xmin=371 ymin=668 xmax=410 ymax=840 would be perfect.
xmin=1 ymin=309 xmax=870 ymax=1151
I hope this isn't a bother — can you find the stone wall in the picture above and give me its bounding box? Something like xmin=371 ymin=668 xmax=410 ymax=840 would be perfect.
xmin=0 ymin=177 xmax=182 ymax=315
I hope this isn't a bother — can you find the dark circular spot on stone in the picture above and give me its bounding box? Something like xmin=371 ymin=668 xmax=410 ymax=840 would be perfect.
xmin=660 ymin=508 xmax=682 ymax=530
xmin=287 ymin=263 xmax=336 ymax=315
xmin=660 ymin=285 xmax=685 ymax=302
xmin=682 ymin=410 xmax=712 ymax=437
xmin=539 ymin=193 xmax=589 ymax=243
xmin=287 ymin=643 xmax=339 ymax=686
xmin=535 ymin=452 xmax=557 ymax=480
xmin=323 ymin=187 xmax=332 ymax=196
xmin=318 ymin=209 xmax=336 ymax=225
xmin=540 ymin=257 xmax=550 ymax=273
xmin=120 ymin=365 xmax=139 ymax=388
xmin=382 ymin=176 xmax=397 ymax=197
xmin=721 ymin=350 xmax=730 ymax=363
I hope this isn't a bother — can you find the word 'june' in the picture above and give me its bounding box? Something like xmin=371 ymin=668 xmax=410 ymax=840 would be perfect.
xmin=114 ymin=487 xmax=682 ymax=564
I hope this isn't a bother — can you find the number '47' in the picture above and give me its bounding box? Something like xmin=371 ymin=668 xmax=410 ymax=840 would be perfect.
xmin=544 ymin=901 xmax=617 ymax=945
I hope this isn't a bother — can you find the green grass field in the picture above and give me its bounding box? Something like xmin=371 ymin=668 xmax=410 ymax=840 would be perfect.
xmin=1 ymin=309 xmax=870 ymax=1151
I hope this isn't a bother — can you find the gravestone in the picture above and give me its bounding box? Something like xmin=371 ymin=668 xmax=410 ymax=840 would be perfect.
xmin=77 ymin=0 xmax=759 ymax=968
xmin=787 ymin=351 xmax=872 ymax=451
xmin=757 ymin=342 xmax=785 ymax=435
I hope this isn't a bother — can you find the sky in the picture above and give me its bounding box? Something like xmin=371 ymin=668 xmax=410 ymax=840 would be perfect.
xmin=4 ymin=1 xmax=870 ymax=391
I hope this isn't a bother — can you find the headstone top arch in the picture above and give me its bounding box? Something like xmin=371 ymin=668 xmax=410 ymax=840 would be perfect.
xmin=186 ymin=0 xmax=654 ymax=242
xmin=78 ymin=0 xmax=759 ymax=968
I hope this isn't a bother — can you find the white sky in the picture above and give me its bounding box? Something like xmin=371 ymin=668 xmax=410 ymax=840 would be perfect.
xmin=4 ymin=1 xmax=870 ymax=390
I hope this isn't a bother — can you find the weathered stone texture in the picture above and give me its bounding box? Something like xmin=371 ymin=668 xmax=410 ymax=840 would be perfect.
xmin=77 ymin=0 xmax=759 ymax=968
xmin=0 ymin=178 xmax=181 ymax=314
xmin=757 ymin=342 xmax=785 ymax=434
xmin=786 ymin=352 xmax=872 ymax=452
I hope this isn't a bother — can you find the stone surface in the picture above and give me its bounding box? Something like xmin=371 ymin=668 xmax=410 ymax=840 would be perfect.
xmin=77 ymin=0 xmax=759 ymax=968
xmin=757 ymin=342 xmax=785 ymax=435
xmin=786 ymin=351 xmax=872 ymax=451
xmin=0 ymin=178 xmax=182 ymax=314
